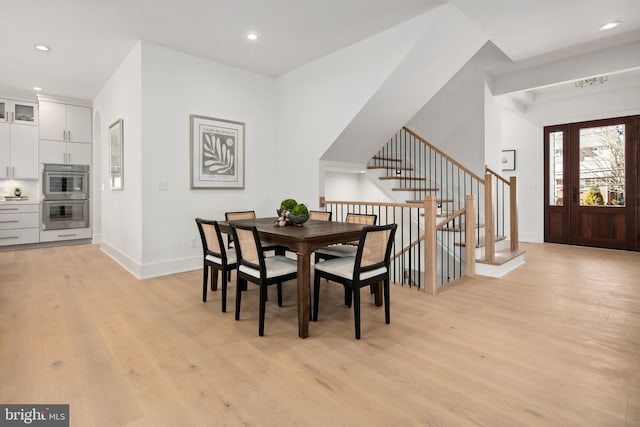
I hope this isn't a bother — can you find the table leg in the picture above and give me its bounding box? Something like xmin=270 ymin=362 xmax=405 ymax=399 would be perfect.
xmin=374 ymin=282 xmax=383 ymax=306
xmin=296 ymin=251 xmax=311 ymax=338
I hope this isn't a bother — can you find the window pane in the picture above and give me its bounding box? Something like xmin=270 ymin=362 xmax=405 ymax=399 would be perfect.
xmin=579 ymin=124 xmax=625 ymax=206
xmin=549 ymin=131 xmax=563 ymax=205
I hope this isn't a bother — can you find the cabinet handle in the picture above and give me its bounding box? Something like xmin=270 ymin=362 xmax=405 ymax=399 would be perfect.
xmin=11 ymin=112 xmax=14 ymax=122
xmin=0 ymin=208 xmax=19 ymax=211
xmin=0 ymin=220 xmax=19 ymax=224
xmin=58 ymin=233 xmax=77 ymax=237
xmin=11 ymin=167 xmax=15 ymax=178
xmin=0 ymin=236 xmax=19 ymax=240
xmin=68 ymin=130 xmax=72 ymax=141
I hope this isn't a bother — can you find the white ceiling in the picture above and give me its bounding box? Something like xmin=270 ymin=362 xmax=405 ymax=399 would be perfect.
xmin=1 ymin=0 xmax=639 ymax=101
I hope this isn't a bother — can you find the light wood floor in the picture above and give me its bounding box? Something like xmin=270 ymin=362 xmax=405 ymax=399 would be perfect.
xmin=1 ymin=243 xmax=639 ymax=426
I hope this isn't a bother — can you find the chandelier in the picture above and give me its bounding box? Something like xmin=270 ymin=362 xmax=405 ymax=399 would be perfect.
xmin=574 ymin=76 xmax=608 ymax=88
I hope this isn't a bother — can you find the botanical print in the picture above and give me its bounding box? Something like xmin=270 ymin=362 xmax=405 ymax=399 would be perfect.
xmin=190 ymin=115 xmax=244 ymax=189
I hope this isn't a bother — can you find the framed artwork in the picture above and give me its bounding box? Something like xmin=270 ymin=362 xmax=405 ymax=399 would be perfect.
xmin=190 ymin=114 xmax=245 ymax=189
xmin=501 ymin=149 xmax=516 ymax=171
xmin=109 ymin=119 xmax=124 ymax=190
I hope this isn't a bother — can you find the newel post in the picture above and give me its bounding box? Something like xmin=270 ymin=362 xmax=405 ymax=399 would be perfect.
xmin=424 ymin=195 xmax=437 ymax=295
xmin=509 ymin=176 xmax=518 ymax=251
xmin=465 ymin=195 xmax=476 ymax=277
xmin=484 ymin=172 xmax=495 ymax=262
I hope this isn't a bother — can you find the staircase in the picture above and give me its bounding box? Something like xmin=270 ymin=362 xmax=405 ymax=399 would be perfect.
xmin=367 ymin=127 xmax=525 ymax=279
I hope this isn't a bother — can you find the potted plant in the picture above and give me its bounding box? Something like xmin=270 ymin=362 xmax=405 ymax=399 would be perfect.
xmin=14 ymin=187 xmax=21 ymax=197
xmin=288 ymin=203 xmax=309 ymax=225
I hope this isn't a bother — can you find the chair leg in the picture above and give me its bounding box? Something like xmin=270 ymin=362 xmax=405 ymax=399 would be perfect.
xmin=259 ymin=284 xmax=267 ymax=336
xmin=312 ymin=273 xmax=321 ymax=321
xmin=345 ymin=287 xmax=352 ymax=308
xmin=235 ymin=278 xmax=244 ymax=321
xmin=384 ymin=278 xmax=390 ymax=324
xmin=353 ymin=287 xmax=361 ymax=339
xmin=202 ymin=263 xmax=208 ymax=302
xmin=211 ymin=268 xmax=218 ymax=291
xmin=277 ymin=283 xmax=283 ymax=307
xmin=221 ymin=269 xmax=228 ymax=313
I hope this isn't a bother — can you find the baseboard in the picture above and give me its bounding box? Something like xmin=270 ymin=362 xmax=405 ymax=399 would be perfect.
xmin=100 ymin=241 xmax=201 ymax=279
xmin=519 ymin=232 xmax=543 ymax=243
xmin=476 ymin=254 xmax=525 ymax=278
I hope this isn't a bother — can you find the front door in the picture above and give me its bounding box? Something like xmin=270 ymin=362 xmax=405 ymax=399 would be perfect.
xmin=544 ymin=116 xmax=638 ymax=250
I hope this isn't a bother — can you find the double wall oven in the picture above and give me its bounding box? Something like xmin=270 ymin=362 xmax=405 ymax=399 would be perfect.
xmin=42 ymin=164 xmax=90 ymax=230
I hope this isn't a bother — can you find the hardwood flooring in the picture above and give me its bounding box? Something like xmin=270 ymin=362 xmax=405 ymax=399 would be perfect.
xmin=0 ymin=242 xmax=639 ymax=426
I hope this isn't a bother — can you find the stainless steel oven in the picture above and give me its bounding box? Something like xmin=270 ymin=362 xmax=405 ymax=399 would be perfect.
xmin=43 ymin=164 xmax=90 ymax=200
xmin=42 ymin=200 xmax=90 ymax=230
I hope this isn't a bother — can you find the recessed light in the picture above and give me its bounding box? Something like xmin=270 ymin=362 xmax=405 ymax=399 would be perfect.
xmin=34 ymin=44 xmax=51 ymax=52
xmin=33 ymin=87 xmax=43 ymax=91
xmin=600 ymin=21 xmax=621 ymax=31
xmin=246 ymin=33 xmax=259 ymax=41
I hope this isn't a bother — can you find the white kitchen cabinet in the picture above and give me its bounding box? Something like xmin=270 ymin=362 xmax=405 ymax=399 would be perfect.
xmin=39 ymin=101 xmax=91 ymax=143
xmin=0 ymin=120 xmax=39 ymax=179
xmin=0 ymin=98 xmax=38 ymax=125
xmin=39 ymin=100 xmax=91 ymax=165
xmin=39 ymin=227 xmax=91 ymax=242
xmin=0 ymin=203 xmax=40 ymax=246
xmin=39 ymin=138 xmax=91 ymax=165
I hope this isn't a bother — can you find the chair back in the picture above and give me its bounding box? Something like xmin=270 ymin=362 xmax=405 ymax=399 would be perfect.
xmin=353 ymin=224 xmax=397 ymax=278
xmin=230 ymin=223 xmax=265 ymax=276
xmin=346 ymin=213 xmax=377 ymax=225
xmin=195 ymin=218 xmax=225 ymax=258
xmin=309 ymin=210 xmax=332 ymax=221
xmin=225 ymin=210 xmax=257 ymax=221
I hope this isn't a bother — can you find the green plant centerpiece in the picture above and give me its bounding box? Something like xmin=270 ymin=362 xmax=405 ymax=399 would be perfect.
xmin=276 ymin=198 xmax=309 ymax=226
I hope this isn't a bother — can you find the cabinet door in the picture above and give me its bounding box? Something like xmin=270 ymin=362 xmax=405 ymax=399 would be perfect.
xmin=66 ymin=105 xmax=91 ymax=143
xmin=11 ymin=101 xmax=38 ymax=125
xmin=67 ymin=142 xmax=91 ymax=165
xmin=0 ymin=99 xmax=8 ymax=122
xmin=39 ymin=139 xmax=67 ymax=164
xmin=0 ymin=123 xmax=10 ymax=178
xmin=10 ymin=125 xmax=39 ymax=178
xmin=39 ymin=101 xmax=66 ymax=141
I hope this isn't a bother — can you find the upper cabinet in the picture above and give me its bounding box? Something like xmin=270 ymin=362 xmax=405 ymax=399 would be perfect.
xmin=39 ymin=101 xmax=91 ymax=143
xmin=0 ymin=98 xmax=38 ymax=126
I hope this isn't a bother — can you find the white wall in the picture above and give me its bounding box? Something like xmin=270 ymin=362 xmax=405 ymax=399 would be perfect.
xmin=93 ymin=42 xmax=143 ymax=275
xmin=324 ymin=172 xmax=390 ymax=202
xmin=499 ymin=83 xmax=640 ymax=243
xmin=138 ymin=42 xmax=279 ymax=278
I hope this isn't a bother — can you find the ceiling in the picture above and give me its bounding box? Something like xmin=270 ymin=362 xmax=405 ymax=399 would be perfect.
xmin=1 ymin=0 xmax=639 ymax=101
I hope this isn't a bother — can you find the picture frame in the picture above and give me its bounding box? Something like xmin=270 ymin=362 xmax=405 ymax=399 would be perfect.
xmin=109 ymin=119 xmax=124 ymax=190
xmin=501 ymin=149 xmax=516 ymax=171
xmin=190 ymin=114 xmax=245 ymax=189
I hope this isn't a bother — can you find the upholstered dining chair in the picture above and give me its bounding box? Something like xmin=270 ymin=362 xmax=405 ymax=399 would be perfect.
xmin=314 ymin=213 xmax=377 ymax=262
xmin=225 ymin=210 xmax=282 ymax=254
xmin=312 ymin=223 xmax=397 ymax=339
xmin=231 ymin=222 xmax=298 ymax=336
xmin=309 ymin=210 xmax=332 ymax=221
xmin=195 ymin=218 xmax=237 ymax=312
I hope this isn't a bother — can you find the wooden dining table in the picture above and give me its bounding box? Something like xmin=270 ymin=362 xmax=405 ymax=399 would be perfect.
xmin=219 ymin=217 xmax=369 ymax=338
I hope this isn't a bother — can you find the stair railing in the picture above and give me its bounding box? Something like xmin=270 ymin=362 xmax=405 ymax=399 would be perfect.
xmin=485 ymin=166 xmax=518 ymax=255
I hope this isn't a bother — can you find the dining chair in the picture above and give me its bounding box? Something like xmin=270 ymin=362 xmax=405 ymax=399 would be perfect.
xmin=225 ymin=210 xmax=282 ymax=254
xmin=312 ymin=223 xmax=397 ymax=339
xmin=309 ymin=210 xmax=332 ymax=221
xmin=195 ymin=218 xmax=237 ymax=312
xmin=231 ymin=222 xmax=298 ymax=336
xmin=314 ymin=213 xmax=377 ymax=262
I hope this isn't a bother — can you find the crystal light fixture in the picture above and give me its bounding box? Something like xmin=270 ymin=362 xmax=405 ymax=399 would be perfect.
xmin=574 ymin=76 xmax=608 ymax=88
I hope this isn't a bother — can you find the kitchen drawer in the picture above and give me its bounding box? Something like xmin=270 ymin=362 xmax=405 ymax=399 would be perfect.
xmin=40 ymin=227 xmax=91 ymax=242
xmin=0 ymin=203 xmax=39 ymax=214
xmin=0 ymin=212 xmax=39 ymax=230
xmin=0 ymin=228 xmax=39 ymax=246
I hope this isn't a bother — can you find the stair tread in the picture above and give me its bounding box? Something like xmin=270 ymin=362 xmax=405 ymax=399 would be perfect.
xmin=367 ymin=166 xmax=413 ymax=171
xmin=440 ymin=223 xmax=485 ymax=232
xmin=406 ymin=199 xmax=453 ymax=204
xmin=379 ymin=176 xmax=427 ymax=181
xmin=372 ymin=156 xmax=401 ymax=162
xmin=393 ymin=187 xmax=439 ymax=191
xmin=454 ymin=235 xmax=506 ymax=248
xmin=476 ymin=248 xmax=526 ymax=266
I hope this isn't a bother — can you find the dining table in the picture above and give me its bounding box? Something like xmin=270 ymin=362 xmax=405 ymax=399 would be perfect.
xmin=219 ymin=217 xmax=373 ymax=338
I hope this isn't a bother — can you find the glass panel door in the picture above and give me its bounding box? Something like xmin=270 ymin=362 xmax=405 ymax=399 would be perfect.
xmin=548 ymin=131 xmax=564 ymax=206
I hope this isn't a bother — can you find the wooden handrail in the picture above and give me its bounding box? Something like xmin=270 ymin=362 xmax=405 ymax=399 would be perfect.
xmin=485 ymin=166 xmax=510 ymax=184
xmin=323 ymin=199 xmax=418 ymax=208
xmin=403 ymin=127 xmax=485 ymax=183
xmin=436 ymin=207 xmax=466 ymax=229
xmin=391 ymin=235 xmax=424 ymax=261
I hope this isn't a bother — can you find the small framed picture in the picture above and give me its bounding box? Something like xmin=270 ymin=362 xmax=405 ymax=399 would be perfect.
xmin=501 ymin=149 xmax=516 ymax=171
xmin=109 ymin=119 xmax=124 ymax=190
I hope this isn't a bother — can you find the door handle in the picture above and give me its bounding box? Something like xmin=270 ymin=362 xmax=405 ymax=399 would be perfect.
xmin=572 ymin=188 xmax=578 ymax=203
